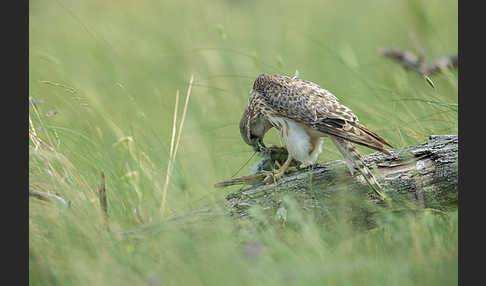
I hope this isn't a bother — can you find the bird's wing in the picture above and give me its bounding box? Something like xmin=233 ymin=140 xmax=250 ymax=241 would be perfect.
xmin=255 ymin=74 xmax=393 ymax=155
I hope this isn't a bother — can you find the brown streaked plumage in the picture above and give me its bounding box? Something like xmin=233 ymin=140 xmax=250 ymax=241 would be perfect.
xmin=239 ymin=108 xmax=273 ymax=152
xmin=240 ymin=73 xmax=393 ymax=199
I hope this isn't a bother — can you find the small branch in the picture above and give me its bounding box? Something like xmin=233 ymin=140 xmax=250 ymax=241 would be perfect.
xmin=380 ymin=49 xmax=457 ymax=76
xmin=29 ymin=189 xmax=68 ymax=206
xmin=420 ymin=55 xmax=458 ymax=76
xmin=160 ymin=91 xmax=180 ymax=216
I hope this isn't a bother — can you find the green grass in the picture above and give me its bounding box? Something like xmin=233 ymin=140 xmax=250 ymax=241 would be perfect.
xmin=29 ymin=0 xmax=458 ymax=285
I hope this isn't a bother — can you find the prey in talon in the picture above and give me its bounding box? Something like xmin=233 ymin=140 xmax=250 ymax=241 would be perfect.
xmin=239 ymin=110 xmax=300 ymax=184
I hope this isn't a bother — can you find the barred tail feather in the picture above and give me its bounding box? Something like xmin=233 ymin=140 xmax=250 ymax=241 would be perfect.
xmin=330 ymin=136 xmax=386 ymax=200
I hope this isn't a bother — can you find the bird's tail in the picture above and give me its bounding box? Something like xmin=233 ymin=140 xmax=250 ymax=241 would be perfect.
xmin=330 ymin=136 xmax=387 ymax=200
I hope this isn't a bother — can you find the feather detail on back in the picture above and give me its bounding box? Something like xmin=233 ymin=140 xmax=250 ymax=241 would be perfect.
xmin=252 ymin=74 xmax=393 ymax=156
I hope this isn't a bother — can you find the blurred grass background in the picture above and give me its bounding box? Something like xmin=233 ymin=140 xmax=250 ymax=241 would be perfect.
xmin=29 ymin=0 xmax=457 ymax=285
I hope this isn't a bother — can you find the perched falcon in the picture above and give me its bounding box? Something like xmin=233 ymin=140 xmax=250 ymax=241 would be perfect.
xmin=239 ymin=73 xmax=393 ymax=199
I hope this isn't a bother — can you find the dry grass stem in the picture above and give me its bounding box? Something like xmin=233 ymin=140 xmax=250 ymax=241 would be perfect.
xmin=99 ymin=172 xmax=108 ymax=218
xmin=29 ymin=114 xmax=56 ymax=152
xmin=172 ymin=75 xmax=195 ymax=163
xmin=160 ymin=75 xmax=194 ymax=216
xmin=160 ymin=91 xmax=180 ymax=215
xmin=169 ymin=90 xmax=180 ymax=163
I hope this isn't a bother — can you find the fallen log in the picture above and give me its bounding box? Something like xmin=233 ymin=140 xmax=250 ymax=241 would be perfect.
xmin=223 ymin=134 xmax=458 ymax=218
xmin=121 ymin=134 xmax=457 ymax=235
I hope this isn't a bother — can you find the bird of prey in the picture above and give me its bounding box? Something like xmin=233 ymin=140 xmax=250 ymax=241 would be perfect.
xmin=239 ymin=73 xmax=393 ymax=199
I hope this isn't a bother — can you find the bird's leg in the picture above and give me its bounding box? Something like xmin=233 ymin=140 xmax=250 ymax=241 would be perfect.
xmin=262 ymin=155 xmax=294 ymax=184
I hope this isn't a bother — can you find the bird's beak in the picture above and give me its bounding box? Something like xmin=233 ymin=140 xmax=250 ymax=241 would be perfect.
xmin=254 ymin=138 xmax=267 ymax=152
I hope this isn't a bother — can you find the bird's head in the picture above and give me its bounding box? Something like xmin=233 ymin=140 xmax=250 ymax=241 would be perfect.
xmin=239 ymin=107 xmax=272 ymax=153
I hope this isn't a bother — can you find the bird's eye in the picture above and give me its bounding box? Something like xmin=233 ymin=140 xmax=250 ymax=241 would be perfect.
xmin=249 ymin=134 xmax=258 ymax=140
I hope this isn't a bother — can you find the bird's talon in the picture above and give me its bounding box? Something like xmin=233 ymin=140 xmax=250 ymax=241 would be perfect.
xmin=261 ymin=170 xmax=280 ymax=184
xmin=287 ymin=166 xmax=297 ymax=173
xmin=263 ymin=175 xmax=273 ymax=184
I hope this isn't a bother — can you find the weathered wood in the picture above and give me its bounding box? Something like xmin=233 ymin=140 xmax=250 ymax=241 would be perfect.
xmin=121 ymin=135 xmax=457 ymax=235
xmin=224 ymin=134 xmax=458 ymax=218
